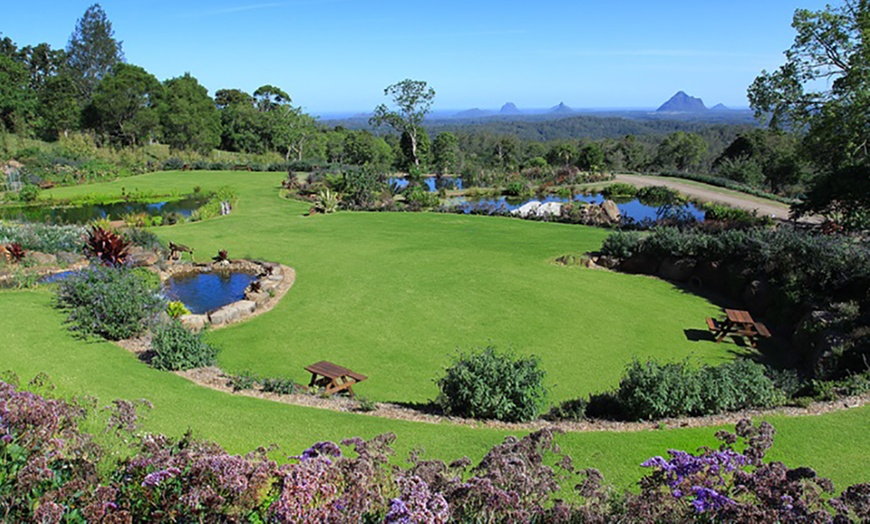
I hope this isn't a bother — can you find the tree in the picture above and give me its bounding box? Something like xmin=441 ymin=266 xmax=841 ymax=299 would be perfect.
xmin=65 ymin=4 xmax=124 ymax=102
xmin=82 ymin=63 xmax=161 ymax=146
xmin=161 ymin=73 xmax=220 ymax=154
xmin=38 ymin=73 xmax=80 ymax=139
xmin=748 ymin=0 xmax=870 ymax=226
xmin=547 ymin=142 xmax=577 ymax=166
xmin=432 ymin=132 xmax=459 ymax=174
xmin=576 ymin=142 xmax=605 ymax=172
xmin=215 ymin=89 xmax=263 ymax=153
xmin=655 ymin=132 xmax=707 ymax=172
xmin=370 ymin=79 xmax=435 ymax=169
xmin=0 ymin=53 xmax=35 ymax=133
xmin=253 ymin=84 xmax=291 ymax=113
xmin=272 ymin=107 xmax=318 ymax=161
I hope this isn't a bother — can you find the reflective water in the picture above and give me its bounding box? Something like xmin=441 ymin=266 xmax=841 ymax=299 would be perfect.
xmin=388 ymin=176 xmax=463 ymax=192
xmin=163 ymin=271 xmax=258 ymax=315
xmin=0 ymin=197 xmax=206 ymax=224
xmin=38 ymin=270 xmax=76 ymax=284
xmin=452 ymin=194 xmax=706 ymax=223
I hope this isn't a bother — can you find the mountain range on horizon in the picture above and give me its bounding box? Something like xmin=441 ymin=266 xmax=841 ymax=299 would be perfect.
xmin=322 ymin=92 xmax=742 ymax=121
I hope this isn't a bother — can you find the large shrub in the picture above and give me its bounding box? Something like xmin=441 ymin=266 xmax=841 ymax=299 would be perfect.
xmin=55 ymin=265 xmax=165 ymax=340
xmin=435 ymin=345 xmax=547 ymax=422
xmin=615 ymin=358 xmax=780 ymax=420
xmin=150 ymin=320 xmax=218 ymax=371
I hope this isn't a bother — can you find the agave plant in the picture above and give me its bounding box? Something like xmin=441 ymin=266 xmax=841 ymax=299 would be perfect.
xmin=6 ymin=242 xmax=26 ymax=263
xmin=85 ymin=226 xmax=130 ymax=266
xmin=313 ymin=189 xmax=340 ymax=214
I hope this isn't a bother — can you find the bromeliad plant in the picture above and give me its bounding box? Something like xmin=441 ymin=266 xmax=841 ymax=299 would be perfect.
xmin=313 ymin=189 xmax=340 ymax=214
xmin=213 ymin=249 xmax=229 ymax=262
xmin=85 ymin=226 xmax=130 ymax=266
xmin=6 ymin=242 xmax=26 ymax=263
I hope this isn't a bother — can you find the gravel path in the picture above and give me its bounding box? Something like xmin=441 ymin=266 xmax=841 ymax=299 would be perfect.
xmin=614 ymin=174 xmax=819 ymax=223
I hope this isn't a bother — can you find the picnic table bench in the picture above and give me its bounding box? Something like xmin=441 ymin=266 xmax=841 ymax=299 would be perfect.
xmin=706 ymin=308 xmax=771 ymax=348
xmin=305 ymin=360 xmax=367 ymax=397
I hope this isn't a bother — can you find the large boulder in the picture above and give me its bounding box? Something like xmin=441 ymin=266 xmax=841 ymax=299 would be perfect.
xmin=56 ymin=251 xmax=86 ymax=266
xmin=27 ymin=252 xmax=57 ymax=266
xmin=128 ymin=246 xmax=159 ymax=267
xmin=511 ymin=201 xmax=541 ymax=218
xmin=658 ymin=257 xmax=696 ymax=282
xmin=536 ymin=201 xmax=563 ymax=218
xmin=601 ymin=200 xmax=621 ymax=222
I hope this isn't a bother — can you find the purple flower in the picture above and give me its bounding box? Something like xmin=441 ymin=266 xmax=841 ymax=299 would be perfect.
xmin=297 ymin=440 xmax=342 ymax=463
xmin=691 ymin=486 xmax=734 ymax=513
xmin=384 ymin=498 xmax=411 ymax=524
xmin=142 ymin=467 xmax=182 ymax=487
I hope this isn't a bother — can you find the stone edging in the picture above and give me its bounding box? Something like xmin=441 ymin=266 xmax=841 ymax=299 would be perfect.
xmin=159 ymin=261 xmax=295 ymax=330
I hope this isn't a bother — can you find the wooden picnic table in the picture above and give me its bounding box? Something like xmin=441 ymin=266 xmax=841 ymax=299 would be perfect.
xmin=305 ymin=360 xmax=367 ymax=397
xmin=706 ymin=308 xmax=771 ymax=348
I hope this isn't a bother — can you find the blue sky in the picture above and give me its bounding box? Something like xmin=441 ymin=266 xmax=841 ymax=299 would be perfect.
xmin=2 ymin=0 xmax=833 ymax=114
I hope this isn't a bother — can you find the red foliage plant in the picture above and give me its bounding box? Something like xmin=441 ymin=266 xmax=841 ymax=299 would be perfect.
xmin=6 ymin=242 xmax=26 ymax=263
xmin=85 ymin=226 xmax=130 ymax=266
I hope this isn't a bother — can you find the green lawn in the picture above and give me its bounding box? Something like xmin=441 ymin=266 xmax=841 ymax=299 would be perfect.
xmin=3 ymin=170 xmax=863 ymax=490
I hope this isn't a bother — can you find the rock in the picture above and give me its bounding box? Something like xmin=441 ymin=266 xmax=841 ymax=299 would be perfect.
xmin=209 ymin=307 xmax=238 ymax=326
xmin=235 ymin=300 xmax=257 ymax=316
xmin=536 ymin=201 xmax=563 ymax=218
xmin=619 ymin=254 xmax=660 ymax=275
xmin=595 ymin=255 xmax=619 ymax=269
xmin=246 ymin=290 xmax=271 ymax=306
xmin=601 ymin=200 xmax=621 ymax=222
xmin=511 ymin=201 xmax=541 ymax=218
xmin=128 ymin=247 xmax=159 ymax=267
xmin=27 ymin=252 xmax=57 ymax=266
xmin=56 ymin=251 xmax=85 ymax=265
xmin=180 ymin=314 xmax=208 ymax=331
xmin=659 ymin=257 xmax=696 ymax=283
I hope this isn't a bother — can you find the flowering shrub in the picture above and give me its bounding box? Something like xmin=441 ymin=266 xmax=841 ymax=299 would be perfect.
xmin=2 ymin=375 xmax=869 ymax=523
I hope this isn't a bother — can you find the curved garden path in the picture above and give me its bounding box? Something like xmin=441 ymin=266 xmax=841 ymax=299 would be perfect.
xmin=614 ymin=174 xmax=820 ymax=223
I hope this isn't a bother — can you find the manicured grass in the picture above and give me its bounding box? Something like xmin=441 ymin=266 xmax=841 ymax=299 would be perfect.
xmin=48 ymin=171 xmax=725 ymax=404
xmin=7 ymin=170 xmax=863 ymax=490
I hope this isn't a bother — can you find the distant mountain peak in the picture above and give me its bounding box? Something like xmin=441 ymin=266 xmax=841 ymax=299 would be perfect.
xmin=500 ymin=102 xmax=520 ymax=114
xmin=550 ymin=102 xmax=573 ymax=114
xmin=711 ymin=103 xmax=730 ymax=111
xmin=453 ymin=107 xmax=492 ymax=118
xmin=657 ymin=91 xmax=708 ymax=113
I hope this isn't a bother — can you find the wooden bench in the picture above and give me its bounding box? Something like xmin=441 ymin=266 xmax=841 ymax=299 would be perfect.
xmin=705 ymin=317 xmax=721 ymax=333
xmin=707 ymin=310 xmax=772 ymax=348
xmin=232 ymin=164 xmax=252 ymax=171
xmin=305 ymin=361 xmax=367 ymax=397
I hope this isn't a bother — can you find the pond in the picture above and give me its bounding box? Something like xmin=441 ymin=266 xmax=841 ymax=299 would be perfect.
xmin=451 ymin=193 xmax=707 ymax=223
xmin=0 ymin=196 xmax=206 ymax=225
xmin=388 ymin=176 xmax=463 ymax=192
xmin=163 ymin=271 xmax=258 ymax=315
xmin=38 ymin=270 xmax=77 ymax=284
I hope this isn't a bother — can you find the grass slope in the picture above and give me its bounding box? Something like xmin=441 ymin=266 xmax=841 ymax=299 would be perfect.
xmin=2 ymin=170 xmax=859 ymax=490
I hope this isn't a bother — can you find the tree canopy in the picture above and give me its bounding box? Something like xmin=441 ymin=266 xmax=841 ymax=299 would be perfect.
xmin=65 ymin=3 xmax=124 ymax=102
xmin=748 ymin=0 xmax=870 ymax=226
xmin=370 ymin=79 xmax=435 ymax=169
